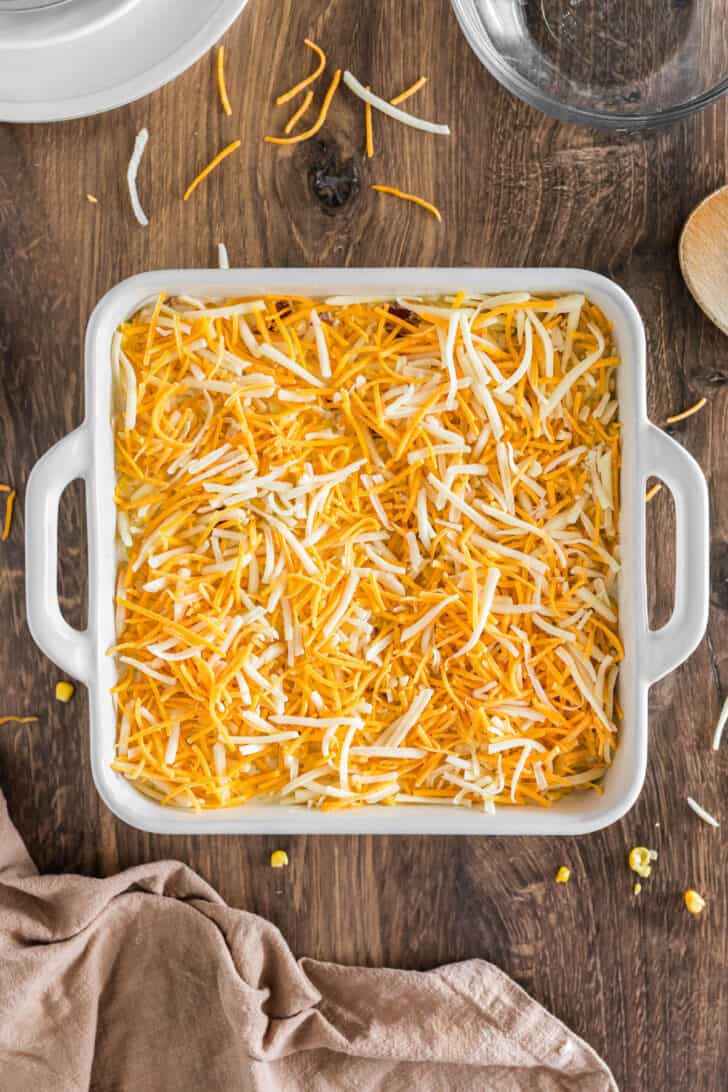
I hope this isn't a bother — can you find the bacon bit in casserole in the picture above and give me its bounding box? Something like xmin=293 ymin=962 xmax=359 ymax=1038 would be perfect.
xmin=183 ymin=140 xmax=242 ymax=201
xmin=112 ymin=291 xmax=620 ymax=811
xmin=665 ymin=396 xmax=706 ymax=425
xmin=276 ymin=39 xmax=326 ymax=105
xmin=371 ymin=184 xmax=442 ymax=222
xmin=216 ymin=45 xmax=233 ymax=116
xmin=265 ymin=69 xmax=341 ymax=145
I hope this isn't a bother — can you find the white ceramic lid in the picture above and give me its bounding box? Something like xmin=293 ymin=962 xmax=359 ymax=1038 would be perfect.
xmin=0 ymin=0 xmax=248 ymax=122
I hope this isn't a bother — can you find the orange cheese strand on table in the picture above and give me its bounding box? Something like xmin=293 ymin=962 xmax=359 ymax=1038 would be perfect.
xmin=111 ymin=291 xmax=621 ymax=811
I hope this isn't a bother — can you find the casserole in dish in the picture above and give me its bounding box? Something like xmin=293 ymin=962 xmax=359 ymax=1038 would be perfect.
xmin=25 ymin=268 xmax=709 ymax=834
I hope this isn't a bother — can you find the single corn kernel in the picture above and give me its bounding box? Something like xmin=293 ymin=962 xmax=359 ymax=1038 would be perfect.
xmin=270 ymin=850 xmax=289 ymax=869
xmin=633 ymin=882 xmax=642 ymax=896
xmin=628 ymin=846 xmax=656 ymax=879
xmin=684 ymin=889 xmax=705 ymax=915
xmin=55 ymin=681 xmax=75 ymax=703
xmin=556 ymin=866 xmax=571 ymax=884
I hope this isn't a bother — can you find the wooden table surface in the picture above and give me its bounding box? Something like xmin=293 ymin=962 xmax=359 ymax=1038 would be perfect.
xmin=1 ymin=2 xmax=727 ymax=1089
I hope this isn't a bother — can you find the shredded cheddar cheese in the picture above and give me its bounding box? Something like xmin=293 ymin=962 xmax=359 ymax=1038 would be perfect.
xmin=665 ymin=396 xmax=706 ymax=425
xmin=284 ymin=89 xmax=314 ymax=134
xmin=183 ymin=140 xmax=242 ymax=201
xmin=0 ymin=716 xmax=38 ymax=726
xmin=371 ymin=184 xmax=442 ymax=222
xmin=112 ymin=290 xmax=621 ymax=812
xmin=390 ymin=76 xmax=428 ymax=106
xmin=2 ymin=488 xmax=16 ymax=541
xmin=276 ymin=39 xmax=326 ymax=105
xmin=265 ymin=69 xmax=341 ymax=145
xmin=216 ymin=45 xmax=233 ymax=116
xmin=86 ymin=193 xmax=99 ymax=204
xmin=365 ymin=87 xmax=374 ymax=158
xmin=270 ymin=849 xmax=289 ymax=868
xmin=645 ymin=482 xmax=662 ymax=503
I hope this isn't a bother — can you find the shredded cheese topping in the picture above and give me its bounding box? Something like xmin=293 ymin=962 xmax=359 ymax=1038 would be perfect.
xmin=112 ymin=290 xmax=621 ymax=812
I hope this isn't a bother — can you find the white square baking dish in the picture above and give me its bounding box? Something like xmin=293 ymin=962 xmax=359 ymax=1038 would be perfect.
xmin=25 ymin=268 xmax=710 ymax=835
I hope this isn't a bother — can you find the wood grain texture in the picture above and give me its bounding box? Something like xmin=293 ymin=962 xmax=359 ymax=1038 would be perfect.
xmin=1 ymin=2 xmax=727 ymax=1088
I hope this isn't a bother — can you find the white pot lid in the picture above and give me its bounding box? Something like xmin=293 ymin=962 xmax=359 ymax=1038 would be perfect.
xmin=0 ymin=0 xmax=249 ymax=122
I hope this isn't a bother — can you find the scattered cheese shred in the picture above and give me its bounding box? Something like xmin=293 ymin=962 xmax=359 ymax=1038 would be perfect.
xmin=126 ymin=128 xmax=149 ymax=227
xmin=270 ymin=849 xmax=289 ymax=868
xmin=371 ymin=184 xmax=442 ymax=222
xmin=555 ymin=866 xmax=570 ymax=883
xmin=86 ymin=193 xmax=99 ymax=204
xmin=112 ymin=289 xmax=621 ymax=811
xmin=276 ymin=39 xmax=326 ymax=105
xmin=265 ymin=69 xmax=341 ymax=145
xmin=343 ymin=71 xmax=450 ymax=135
xmin=183 ymin=140 xmax=241 ymax=201
xmin=645 ymin=482 xmax=662 ymax=503
xmin=712 ymin=696 xmax=728 ymax=750
xmin=216 ymin=45 xmax=232 ymax=116
xmin=0 ymin=715 xmax=38 ymax=726
xmin=665 ymin=396 xmax=706 ymax=425
xmin=390 ymin=76 xmax=427 ymax=106
xmin=686 ymin=796 xmax=720 ymax=827
xmin=365 ymin=86 xmax=374 ymax=158
xmin=2 ymin=488 xmax=16 ymax=541
xmin=284 ymin=88 xmax=314 ymax=134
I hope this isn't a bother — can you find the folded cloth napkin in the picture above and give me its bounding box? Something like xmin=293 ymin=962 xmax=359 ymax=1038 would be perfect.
xmin=0 ymin=791 xmax=617 ymax=1091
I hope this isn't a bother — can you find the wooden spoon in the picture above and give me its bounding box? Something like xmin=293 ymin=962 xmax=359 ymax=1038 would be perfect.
xmin=680 ymin=184 xmax=728 ymax=337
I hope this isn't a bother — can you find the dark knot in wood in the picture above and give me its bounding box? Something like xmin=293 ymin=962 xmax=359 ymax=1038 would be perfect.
xmin=306 ymin=138 xmax=360 ymax=214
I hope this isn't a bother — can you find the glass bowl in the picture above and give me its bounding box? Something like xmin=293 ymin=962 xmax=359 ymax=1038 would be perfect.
xmin=451 ymin=0 xmax=728 ymax=129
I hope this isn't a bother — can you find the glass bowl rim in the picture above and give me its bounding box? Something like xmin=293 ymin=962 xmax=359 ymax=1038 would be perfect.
xmin=451 ymin=0 xmax=728 ymax=130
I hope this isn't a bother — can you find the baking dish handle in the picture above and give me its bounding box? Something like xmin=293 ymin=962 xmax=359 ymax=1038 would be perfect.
xmin=25 ymin=426 xmax=93 ymax=685
xmin=642 ymin=423 xmax=709 ymax=684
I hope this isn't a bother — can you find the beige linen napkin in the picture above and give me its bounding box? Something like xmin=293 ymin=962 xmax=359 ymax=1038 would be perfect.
xmin=0 ymin=791 xmax=617 ymax=1091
